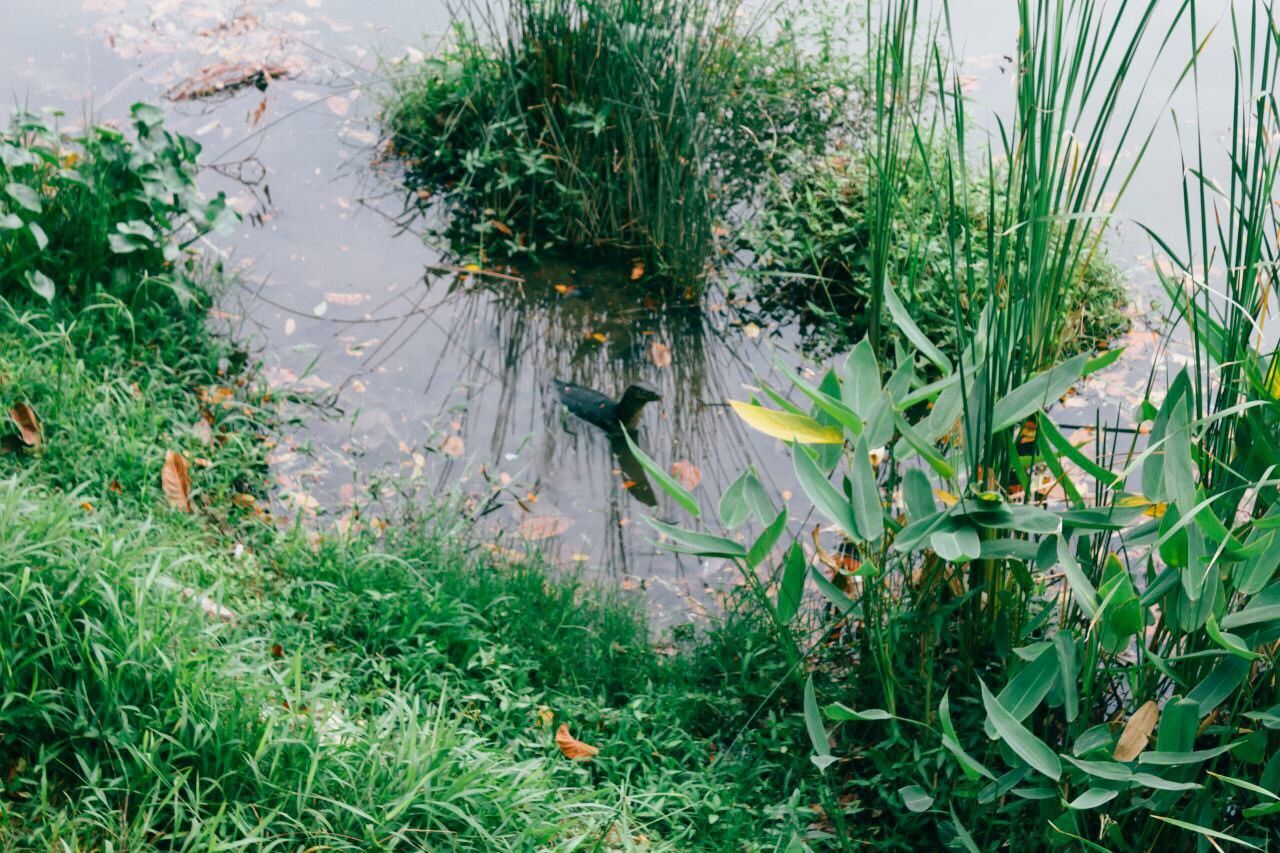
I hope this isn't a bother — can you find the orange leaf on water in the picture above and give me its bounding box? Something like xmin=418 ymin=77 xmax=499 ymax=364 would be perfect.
xmin=440 ymin=435 xmax=465 ymax=457
xmin=649 ymin=340 xmax=672 ymax=368
xmin=555 ymin=724 xmax=598 ymax=760
xmin=670 ymin=460 xmax=702 ymax=490
xmin=162 ymin=450 xmax=193 ymax=513
xmin=9 ymin=402 xmax=41 ymax=449
xmin=519 ymin=514 xmax=573 ymax=541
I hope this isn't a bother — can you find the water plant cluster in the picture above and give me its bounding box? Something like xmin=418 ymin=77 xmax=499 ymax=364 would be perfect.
xmin=617 ymin=0 xmax=1280 ymax=847
xmin=382 ymin=0 xmax=853 ymax=288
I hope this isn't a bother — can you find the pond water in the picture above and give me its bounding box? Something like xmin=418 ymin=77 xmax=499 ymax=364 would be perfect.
xmin=0 ymin=0 xmax=1245 ymax=621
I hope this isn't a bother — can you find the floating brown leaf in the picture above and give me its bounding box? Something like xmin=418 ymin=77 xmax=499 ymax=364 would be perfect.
xmin=555 ymin=723 xmax=598 ymax=760
xmin=162 ymin=450 xmax=193 ymax=513
xmin=519 ymin=514 xmax=573 ymax=541
xmin=670 ymin=460 xmax=702 ymax=490
xmin=1113 ymin=699 xmax=1159 ymax=761
xmin=9 ymin=402 xmax=41 ymax=449
xmin=649 ymin=340 xmax=672 ymax=368
xmin=440 ymin=435 xmax=465 ymax=458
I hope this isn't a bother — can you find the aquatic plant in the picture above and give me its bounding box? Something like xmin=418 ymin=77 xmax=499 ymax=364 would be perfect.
xmin=382 ymin=0 xmax=851 ymax=289
xmin=629 ymin=1 xmax=1280 ymax=848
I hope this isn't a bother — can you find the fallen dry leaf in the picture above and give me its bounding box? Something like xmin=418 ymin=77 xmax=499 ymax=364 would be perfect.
xmin=1113 ymin=699 xmax=1159 ymax=761
xmin=670 ymin=460 xmax=702 ymax=490
xmin=9 ymin=402 xmax=41 ymax=449
xmin=555 ymin=723 xmax=598 ymax=760
xmin=519 ymin=514 xmax=573 ymax=541
xmin=649 ymin=340 xmax=672 ymax=368
xmin=162 ymin=450 xmax=193 ymax=513
xmin=630 ymin=261 xmax=645 ymax=281
xmin=441 ymin=435 xmax=465 ymax=457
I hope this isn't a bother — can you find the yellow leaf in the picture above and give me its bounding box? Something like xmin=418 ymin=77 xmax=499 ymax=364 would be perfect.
xmin=728 ymin=400 xmax=843 ymax=445
xmin=1115 ymin=494 xmax=1151 ymax=508
xmin=555 ymin=723 xmax=598 ymax=760
xmin=933 ymin=489 xmax=959 ymax=507
xmin=162 ymin=450 xmax=193 ymax=513
xmin=629 ymin=261 xmax=645 ymax=281
xmin=1113 ymin=700 xmax=1159 ymax=761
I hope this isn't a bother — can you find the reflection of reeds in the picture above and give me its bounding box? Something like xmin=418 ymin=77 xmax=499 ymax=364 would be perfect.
xmin=336 ymin=258 xmax=797 ymax=583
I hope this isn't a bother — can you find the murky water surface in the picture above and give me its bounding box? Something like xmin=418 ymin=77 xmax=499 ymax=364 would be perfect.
xmin=0 ymin=0 xmax=1244 ymax=620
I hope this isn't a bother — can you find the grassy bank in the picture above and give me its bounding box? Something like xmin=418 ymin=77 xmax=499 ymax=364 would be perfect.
xmin=0 ymin=110 xmax=818 ymax=849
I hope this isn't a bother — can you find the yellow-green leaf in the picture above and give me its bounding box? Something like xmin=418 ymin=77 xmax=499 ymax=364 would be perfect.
xmin=729 ymin=400 xmax=843 ymax=445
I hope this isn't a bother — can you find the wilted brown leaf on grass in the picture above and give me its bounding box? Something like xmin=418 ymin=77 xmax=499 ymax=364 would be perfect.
xmin=555 ymin=723 xmax=598 ymax=760
xmin=9 ymin=402 xmax=41 ymax=449
xmin=162 ymin=450 xmax=193 ymax=512
xmin=519 ymin=514 xmax=573 ymax=541
xmin=1113 ymin=699 xmax=1159 ymax=761
xmin=670 ymin=460 xmax=702 ymax=490
xmin=649 ymin=340 xmax=672 ymax=368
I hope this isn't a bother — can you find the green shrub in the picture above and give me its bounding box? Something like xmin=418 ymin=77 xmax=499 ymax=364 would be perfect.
xmin=382 ymin=0 xmax=850 ymax=289
xmin=747 ymin=146 xmax=1130 ymax=358
xmin=0 ymin=104 xmax=234 ymax=309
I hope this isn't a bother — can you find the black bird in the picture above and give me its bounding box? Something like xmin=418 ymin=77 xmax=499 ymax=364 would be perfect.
xmin=553 ymin=379 xmax=661 ymax=432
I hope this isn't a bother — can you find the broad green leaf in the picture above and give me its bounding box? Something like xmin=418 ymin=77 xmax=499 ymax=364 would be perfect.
xmin=983 ymin=644 xmax=1058 ymax=738
xmin=622 ymin=428 xmax=699 ymax=517
xmin=5 ymin=182 xmax=42 ymax=212
xmin=810 ymin=566 xmax=855 ymax=615
xmin=899 ymin=785 xmax=934 ymax=813
xmin=730 ymin=400 xmax=843 ymax=445
xmin=23 ymin=270 xmax=54 ymax=302
xmin=803 ymin=676 xmax=832 ymax=770
xmin=885 ymin=279 xmax=951 ymax=374
xmin=891 ymin=406 xmax=955 ymax=478
xmin=980 ymin=678 xmax=1061 ymax=781
xmin=793 ymin=440 xmax=859 ymax=541
xmin=1062 ymin=756 xmax=1132 ymax=782
xmin=1055 ymin=631 xmax=1079 ymax=723
xmin=941 ymin=692 xmax=996 ymax=781
xmin=949 ymin=807 xmax=980 ymax=853
xmin=849 ymin=435 xmax=883 ymax=541
xmin=775 ymin=542 xmax=806 ymax=624
xmin=1137 ymin=743 xmax=1238 ymax=766
xmin=1057 ymin=537 xmax=1099 ymax=617
xmin=991 ymin=353 xmax=1089 ymax=432
xmin=826 ymin=703 xmax=894 ymax=722
xmin=903 ymin=468 xmax=936 ymax=521
xmin=840 ymin=338 xmax=881 ymax=421
xmin=644 ymin=518 xmax=744 ymax=558
xmin=719 ymin=469 xmax=753 ymax=528
xmin=748 ymin=507 xmax=789 ymax=568
xmin=1129 ymin=773 xmax=1201 ymax=792
xmin=1067 ymin=788 xmax=1118 ymax=810
xmin=931 ymin=520 xmax=981 ymax=561
xmin=775 ymin=361 xmax=863 ymax=435
xmin=1206 ymin=613 xmax=1264 ymax=660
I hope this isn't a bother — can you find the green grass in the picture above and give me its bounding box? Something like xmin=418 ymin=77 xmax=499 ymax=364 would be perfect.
xmin=0 ymin=110 xmax=820 ymax=849
xmin=747 ymin=141 xmax=1131 ymax=359
xmin=382 ymin=0 xmax=851 ymax=290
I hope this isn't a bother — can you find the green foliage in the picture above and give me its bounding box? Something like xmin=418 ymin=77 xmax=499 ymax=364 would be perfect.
xmin=382 ymin=0 xmax=851 ymax=287
xmin=0 ymin=105 xmax=234 ymax=308
xmin=748 ymin=145 xmax=1130 ymax=359
xmin=0 ymin=110 xmax=820 ymax=849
